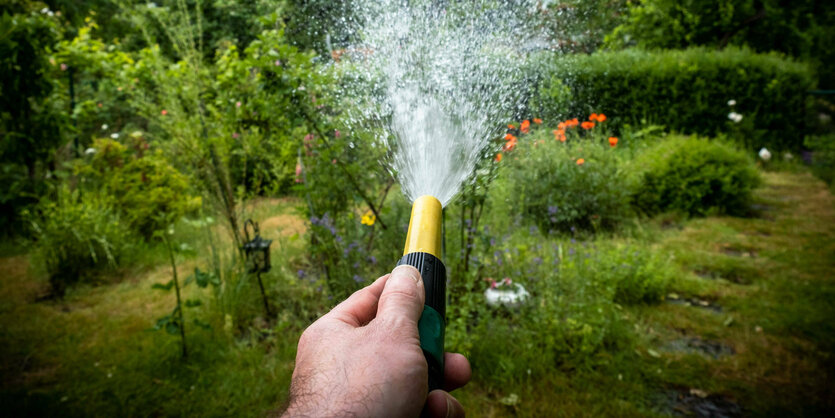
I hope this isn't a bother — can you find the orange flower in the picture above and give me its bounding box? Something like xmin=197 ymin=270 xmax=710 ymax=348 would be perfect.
xmin=503 ymin=139 xmax=517 ymax=151
xmin=508 ymin=124 xmax=516 ymax=130
xmin=566 ymin=118 xmax=579 ymax=127
xmin=533 ymin=118 xmax=543 ymax=124
xmin=596 ymin=113 xmax=607 ymax=122
xmin=521 ymin=119 xmax=531 ymax=134
xmin=557 ymin=122 xmax=566 ymax=130
xmin=589 ymin=113 xmax=599 ymax=122
xmin=608 ymin=137 xmax=618 ymax=147
xmin=581 ymin=121 xmax=595 ymax=130
xmin=576 ymin=158 xmax=585 ymax=165
xmin=558 ymin=132 xmax=567 ymax=142
xmin=553 ymin=129 xmax=567 ymax=142
xmin=504 ymin=133 xmax=516 ymax=141
xmin=495 ymin=153 xmax=503 ymax=162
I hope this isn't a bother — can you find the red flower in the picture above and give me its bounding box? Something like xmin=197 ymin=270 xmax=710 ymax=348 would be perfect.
xmin=581 ymin=121 xmax=595 ymax=130
xmin=608 ymin=137 xmax=618 ymax=147
xmin=504 ymin=133 xmax=516 ymax=141
xmin=508 ymin=124 xmax=516 ymax=130
xmin=495 ymin=153 xmax=503 ymax=162
xmin=576 ymin=158 xmax=585 ymax=165
xmin=161 ymin=109 xmax=168 ymax=116
xmin=521 ymin=119 xmax=531 ymax=134
xmin=533 ymin=118 xmax=543 ymax=124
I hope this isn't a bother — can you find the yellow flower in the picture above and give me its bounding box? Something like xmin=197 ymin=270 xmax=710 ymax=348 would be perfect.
xmin=361 ymin=210 xmax=376 ymax=226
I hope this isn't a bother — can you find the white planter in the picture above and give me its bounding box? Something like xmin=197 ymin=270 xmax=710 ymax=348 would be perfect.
xmin=485 ymin=284 xmax=529 ymax=308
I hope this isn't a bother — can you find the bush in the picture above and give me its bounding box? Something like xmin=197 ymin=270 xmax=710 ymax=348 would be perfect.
xmin=632 ymin=135 xmax=760 ymax=216
xmin=490 ymin=121 xmax=632 ymax=232
xmin=533 ymin=47 xmax=815 ymax=150
xmin=28 ymin=187 xmax=135 ymax=296
xmin=805 ymin=134 xmax=835 ymax=189
xmin=77 ymin=138 xmax=201 ymax=237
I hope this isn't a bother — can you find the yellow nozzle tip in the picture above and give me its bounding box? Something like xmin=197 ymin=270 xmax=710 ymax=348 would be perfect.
xmin=403 ymin=195 xmax=442 ymax=258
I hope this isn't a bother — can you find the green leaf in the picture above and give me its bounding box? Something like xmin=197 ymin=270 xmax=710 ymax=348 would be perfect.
xmin=165 ymin=321 xmax=180 ymax=335
xmin=193 ymin=318 xmax=211 ymax=330
xmin=152 ymin=280 xmax=174 ymax=291
xmin=188 ymin=267 xmax=219 ymax=288
xmin=185 ymin=299 xmax=202 ymax=308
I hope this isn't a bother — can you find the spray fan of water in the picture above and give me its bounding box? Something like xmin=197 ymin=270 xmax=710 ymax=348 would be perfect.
xmin=337 ymin=0 xmax=543 ymax=207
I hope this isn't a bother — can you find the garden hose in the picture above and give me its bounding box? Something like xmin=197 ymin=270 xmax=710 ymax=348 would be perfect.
xmin=396 ymin=195 xmax=446 ymax=392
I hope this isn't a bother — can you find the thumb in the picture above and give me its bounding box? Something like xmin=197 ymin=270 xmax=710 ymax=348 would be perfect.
xmin=376 ymin=265 xmax=425 ymax=326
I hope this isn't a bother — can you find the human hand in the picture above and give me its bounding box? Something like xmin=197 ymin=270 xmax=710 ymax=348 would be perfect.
xmin=282 ymin=265 xmax=471 ymax=417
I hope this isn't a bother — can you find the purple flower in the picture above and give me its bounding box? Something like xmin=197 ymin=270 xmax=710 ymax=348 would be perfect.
xmin=297 ymin=269 xmax=306 ymax=278
xmin=529 ymin=225 xmax=538 ymax=235
xmin=548 ymin=205 xmax=558 ymax=215
xmin=568 ymin=248 xmax=575 ymax=256
xmin=353 ymin=275 xmax=364 ymax=283
xmin=352 ymin=262 xmax=360 ymax=269
xmin=533 ymin=257 xmax=543 ymax=265
xmin=490 ymin=238 xmax=496 ymax=246
xmin=368 ymin=255 xmax=377 ymax=265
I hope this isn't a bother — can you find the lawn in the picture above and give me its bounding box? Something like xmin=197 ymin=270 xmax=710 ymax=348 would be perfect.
xmin=2 ymin=170 xmax=833 ymax=417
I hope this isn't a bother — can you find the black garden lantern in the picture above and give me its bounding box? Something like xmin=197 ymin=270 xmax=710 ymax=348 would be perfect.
xmin=243 ymin=219 xmax=272 ymax=273
xmin=243 ymin=219 xmax=273 ymax=317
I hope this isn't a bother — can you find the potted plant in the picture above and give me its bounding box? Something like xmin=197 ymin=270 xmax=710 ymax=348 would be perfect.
xmin=484 ymin=277 xmax=529 ymax=308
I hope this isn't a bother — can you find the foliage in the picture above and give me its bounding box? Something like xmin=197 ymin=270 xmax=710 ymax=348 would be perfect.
xmin=805 ymin=134 xmax=835 ymax=189
xmin=593 ymin=243 xmax=673 ymax=304
xmin=74 ymin=138 xmax=201 ymax=237
xmin=152 ymin=228 xmax=218 ymax=358
xmin=449 ymin=236 xmax=643 ymax=387
xmin=605 ymin=0 xmax=835 ymax=88
xmin=539 ymin=0 xmax=629 ymax=54
xmin=631 ymin=135 xmax=761 ymax=216
xmin=490 ymin=116 xmax=632 ymax=232
xmin=0 ymin=5 xmax=68 ymax=233
xmin=27 ymin=186 xmax=134 ymax=296
xmin=535 ymin=47 xmax=815 ymax=150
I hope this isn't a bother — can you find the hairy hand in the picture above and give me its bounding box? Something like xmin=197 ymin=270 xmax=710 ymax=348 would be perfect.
xmin=282 ymin=265 xmax=471 ymax=417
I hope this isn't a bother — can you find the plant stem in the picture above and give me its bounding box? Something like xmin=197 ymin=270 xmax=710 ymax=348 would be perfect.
xmin=165 ymin=236 xmax=188 ymax=359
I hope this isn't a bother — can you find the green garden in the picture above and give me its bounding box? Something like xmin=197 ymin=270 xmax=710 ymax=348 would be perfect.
xmin=2 ymin=1 xmax=835 ymax=416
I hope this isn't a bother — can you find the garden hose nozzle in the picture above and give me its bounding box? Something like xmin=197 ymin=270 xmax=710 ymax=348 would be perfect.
xmin=396 ymin=195 xmax=446 ymax=392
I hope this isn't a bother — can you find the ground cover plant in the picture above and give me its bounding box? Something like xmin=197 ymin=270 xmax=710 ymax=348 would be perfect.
xmin=2 ymin=0 xmax=834 ymax=417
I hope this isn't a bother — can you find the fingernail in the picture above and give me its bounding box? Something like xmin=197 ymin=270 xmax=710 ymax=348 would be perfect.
xmin=391 ymin=265 xmax=421 ymax=284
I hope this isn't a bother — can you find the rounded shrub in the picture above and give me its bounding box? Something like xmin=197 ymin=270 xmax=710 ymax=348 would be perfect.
xmin=632 ymin=135 xmax=760 ymax=216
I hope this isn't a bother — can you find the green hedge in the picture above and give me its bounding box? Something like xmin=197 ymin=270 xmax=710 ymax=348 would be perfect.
xmin=532 ymin=47 xmax=816 ymax=150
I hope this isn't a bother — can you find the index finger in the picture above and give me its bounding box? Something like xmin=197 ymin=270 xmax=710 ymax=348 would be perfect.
xmin=326 ymin=274 xmax=390 ymax=327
